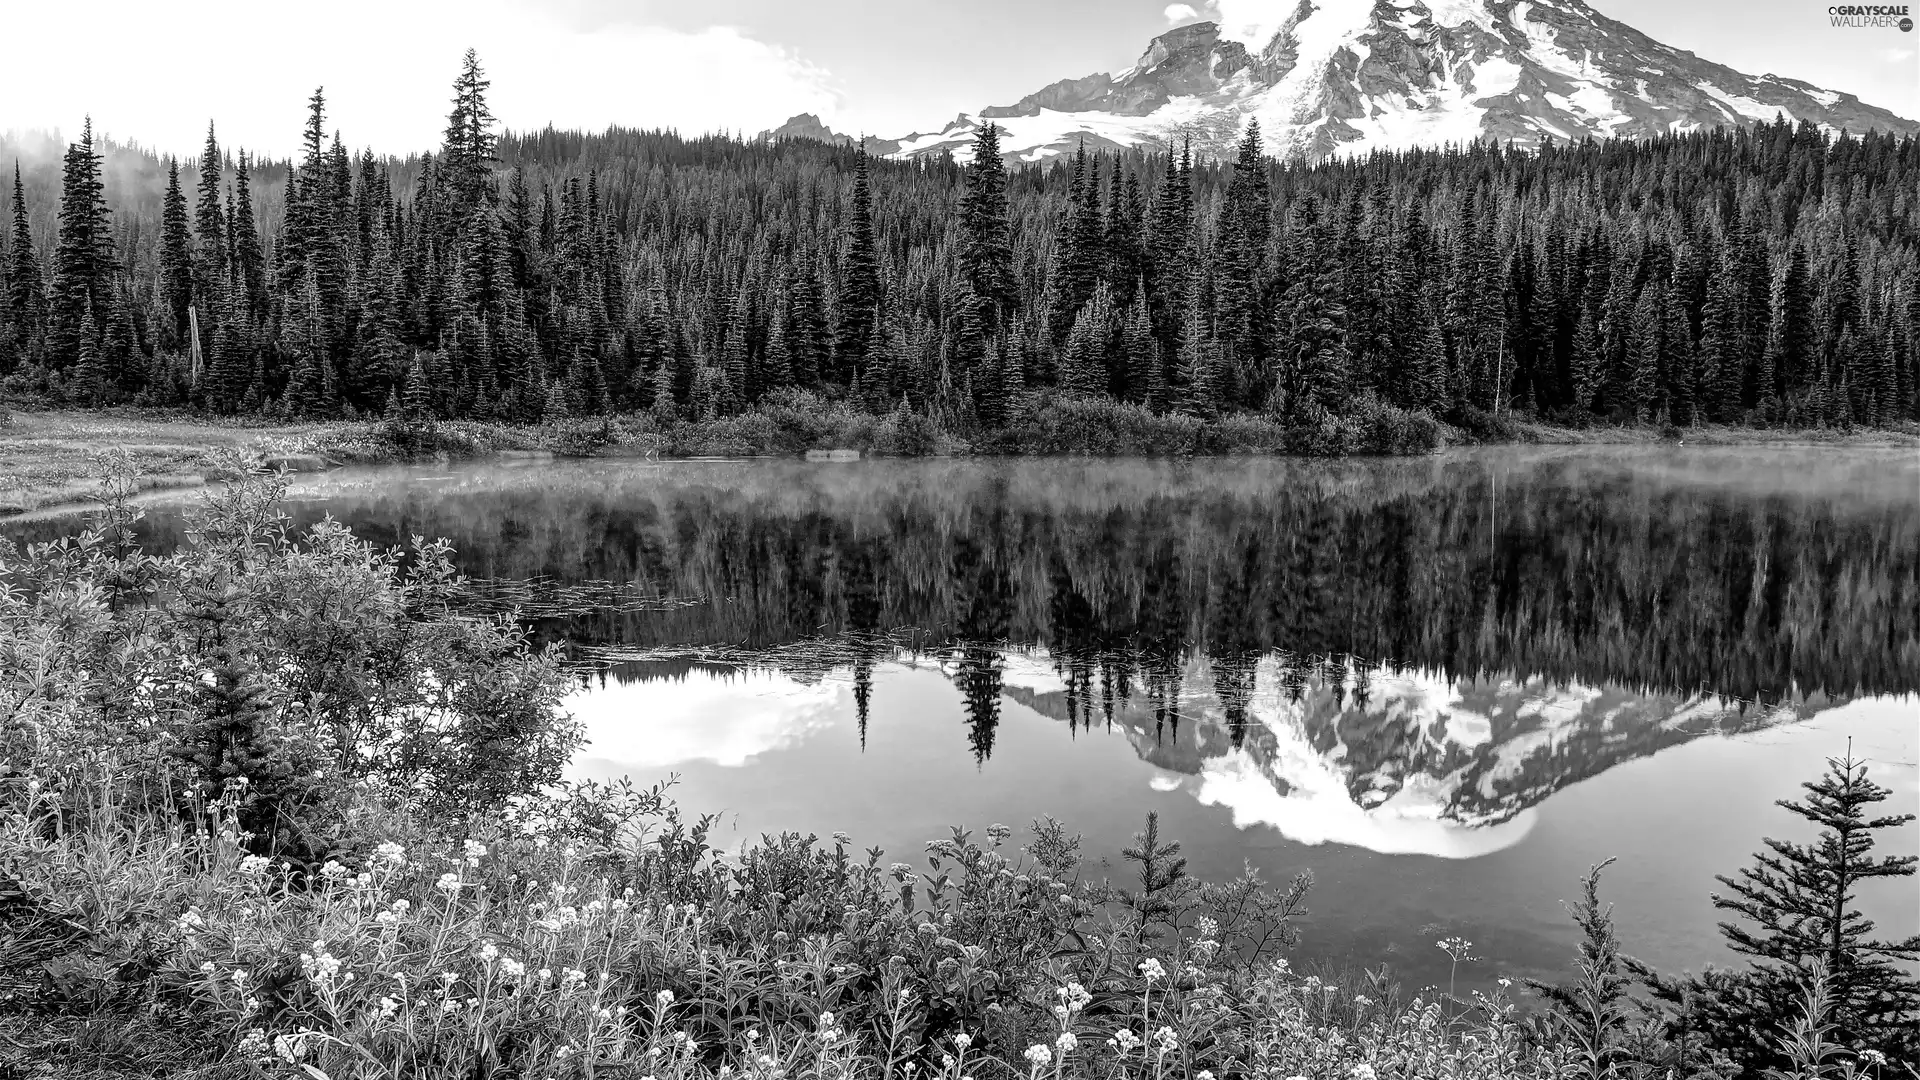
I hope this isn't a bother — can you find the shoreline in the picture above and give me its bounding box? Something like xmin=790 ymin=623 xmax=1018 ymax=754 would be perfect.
xmin=4 ymin=406 xmax=1916 ymax=518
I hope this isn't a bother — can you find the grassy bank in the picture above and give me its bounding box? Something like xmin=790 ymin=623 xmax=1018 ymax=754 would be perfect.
xmin=3 ymin=398 xmax=1917 ymax=517
xmin=2 ymin=461 xmax=1915 ymax=1079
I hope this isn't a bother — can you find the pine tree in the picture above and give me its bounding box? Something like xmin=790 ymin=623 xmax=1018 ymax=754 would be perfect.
xmin=1527 ymin=860 xmax=1635 ymax=1080
xmin=836 ymin=148 xmax=882 ymax=370
xmin=1059 ymin=287 xmax=1114 ymax=396
xmin=1215 ymin=121 xmax=1271 ymax=373
xmin=400 ymin=350 xmax=433 ymax=423
xmin=1638 ymin=749 xmax=1919 ymax=1071
xmin=70 ymin=303 xmax=106 ymax=405
xmin=47 ymin=118 xmax=115 ymax=368
xmin=441 ymin=49 xmax=499 ymax=218
xmin=958 ymin=123 xmax=1014 ymax=318
xmin=159 ymin=158 xmax=194 ymax=343
xmin=193 ymin=123 xmax=226 ymax=302
xmin=6 ymin=163 xmax=42 ymax=338
xmin=229 ymin=154 xmax=264 ymax=314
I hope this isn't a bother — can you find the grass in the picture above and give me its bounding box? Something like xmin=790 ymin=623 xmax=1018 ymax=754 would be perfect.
xmin=2 ymin=402 xmax=1914 ymax=518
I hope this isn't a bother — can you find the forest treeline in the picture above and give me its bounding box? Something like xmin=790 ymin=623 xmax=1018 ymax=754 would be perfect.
xmin=1 ymin=52 xmax=1918 ymax=432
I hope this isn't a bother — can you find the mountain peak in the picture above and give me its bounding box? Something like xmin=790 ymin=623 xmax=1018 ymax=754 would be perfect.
xmin=865 ymin=0 xmax=1916 ymax=163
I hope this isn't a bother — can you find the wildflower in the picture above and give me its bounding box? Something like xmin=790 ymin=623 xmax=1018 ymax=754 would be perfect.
xmin=1153 ymin=1027 xmax=1178 ymax=1053
xmin=391 ymin=899 xmax=410 ymax=915
xmin=890 ymin=862 xmax=915 ymax=881
xmin=987 ymin=823 xmax=1012 ymax=844
xmin=477 ymin=941 xmax=499 ymax=964
xmin=374 ymin=841 xmax=406 ymax=867
xmin=300 ymin=945 xmax=342 ymax=985
xmin=1862 ymin=1050 xmax=1890 ymax=1067
xmin=436 ymin=872 xmax=462 ymax=893
xmin=174 ymin=908 xmax=206 ymax=933
xmin=1023 ymin=1044 xmax=1053 ymax=1067
xmin=819 ymin=1011 xmax=836 ymax=1028
xmin=236 ymin=1028 xmax=270 ymax=1063
xmin=1138 ymin=958 xmax=1166 ymax=981
xmin=1198 ymin=1073 xmax=1215 ymax=1080
xmin=832 ymin=831 xmax=853 ymax=845
xmin=375 ymin=910 xmax=401 ymax=927
xmin=273 ymin=1033 xmax=301 ymax=1063
xmin=1351 ymin=1065 xmax=1378 ymax=1080
xmin=538 ymin=968 xmax=553 ymax=983
xmin=1058 ymin=981 xmax=1091 ymax=1012
xmin=231 ymin=969 xmax=251 ymax=988
xmin=239 ymin=854 xmax=271 ymax=875
xmin=952 ymin=1033 xmax=972 ymax=1049
xmin=441 ymin=998 xmax=461 ymax=1015
xmin=320 ymin=860 xmax=349 ymax=881
xmin=1055 ymin=1032 xmax=1077 ymax=1053
xmin=500 ymin=958 xmax=526 ymax=980
xmin=377 ymin=996 xmax=399 ymax=1019
xmin=1497 ymin=977 xmax=1513 ymax=988
xmin=1354 ymin=994 xmax=1372 ymax=1008
xmin=1112 ymin=1029 xmax=1142 ymax=1053
xmin=463 ymin=839 xmax=488 ymax=863
xmin=198 ymin=961 xmax=216 ymax=975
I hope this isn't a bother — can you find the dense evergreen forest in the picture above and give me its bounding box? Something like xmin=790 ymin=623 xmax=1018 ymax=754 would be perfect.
xmin=2 ymin=52 xmax=1917 ymax=431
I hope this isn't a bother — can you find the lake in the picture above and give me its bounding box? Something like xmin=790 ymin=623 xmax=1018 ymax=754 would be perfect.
xmin=15 ymin=447 xmax=1918 ymax=994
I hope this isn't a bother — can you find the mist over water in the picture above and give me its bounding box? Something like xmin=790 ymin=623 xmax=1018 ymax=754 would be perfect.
xmin=19 ymin=446 xmax=1917 ymax=990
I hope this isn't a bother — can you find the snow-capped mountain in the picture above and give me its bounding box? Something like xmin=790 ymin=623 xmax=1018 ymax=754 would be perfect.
xmin=763 ymin=0 xmax=1918 ymax=162
xmin=997 ymin=653 xmax=1825 ymax=856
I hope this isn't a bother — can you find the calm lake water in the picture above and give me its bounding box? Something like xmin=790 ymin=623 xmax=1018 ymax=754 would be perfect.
xmin=18 ymin=448 xmax=1919 ymax=992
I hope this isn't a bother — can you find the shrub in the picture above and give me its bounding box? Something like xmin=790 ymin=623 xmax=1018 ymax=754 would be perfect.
xmin=0 ymin=455 xmax=577 ymax=857
xmin=984 ymin=394 xmax=1205 ymax=455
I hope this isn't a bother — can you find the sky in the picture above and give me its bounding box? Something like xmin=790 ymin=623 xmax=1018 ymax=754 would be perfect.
xmin=0 ymin=0 xmax=1914 ymax=159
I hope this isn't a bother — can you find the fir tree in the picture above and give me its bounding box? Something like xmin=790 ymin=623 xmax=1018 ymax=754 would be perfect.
xmin=47 ymin=118 xmax=114 ymax=368
xmin=159 ymin=158 xmax=194 ymax=343
xmin=958 ymin=123 xmax=1014 ymax=317
xmin=1638 ymin=748 xmax=1919 ymax=1071
xmin=193 ymin=123 xmax=226 ymax=300
xmin=6 ymin=162 xmax=42 ymax=336
xmin=836 ymin=148 xmax=881 ymax=369
xmin=441 ymin=49 xmax=499 ymax=218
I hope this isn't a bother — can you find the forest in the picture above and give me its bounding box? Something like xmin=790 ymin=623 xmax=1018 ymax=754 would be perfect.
xmin=1 ymin=51 xmax=1917 ymax=435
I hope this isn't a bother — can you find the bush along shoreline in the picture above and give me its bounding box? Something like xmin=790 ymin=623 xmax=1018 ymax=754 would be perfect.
xmin=1 ymin=462 xmax=1916 ymax=1080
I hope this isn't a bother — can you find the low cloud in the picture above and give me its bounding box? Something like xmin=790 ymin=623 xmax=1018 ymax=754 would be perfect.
xmin=1164 ymin=3 xmax=1202 ymax=24
xmin=1878 ymin=47 xmax=1916 ymax=64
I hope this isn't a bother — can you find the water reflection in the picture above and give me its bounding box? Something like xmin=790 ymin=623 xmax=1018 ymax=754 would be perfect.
xmin=15 ymin=448 xmax=1915 ymax=985
xmin=577 ymin=646 xmax=1813 ymax=859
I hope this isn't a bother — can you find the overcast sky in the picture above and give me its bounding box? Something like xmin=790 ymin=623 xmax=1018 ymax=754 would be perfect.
xmin=1 ymin=0 xmax=1914 ymax=159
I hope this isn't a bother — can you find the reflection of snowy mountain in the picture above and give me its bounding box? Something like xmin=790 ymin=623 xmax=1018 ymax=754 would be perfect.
xmin=1000 ymin=652 xmax=1813 ymax=857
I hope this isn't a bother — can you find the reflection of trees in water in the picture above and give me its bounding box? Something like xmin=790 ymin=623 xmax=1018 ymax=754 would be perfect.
xmin=53 ymin=457 xmax=1916 ymax=709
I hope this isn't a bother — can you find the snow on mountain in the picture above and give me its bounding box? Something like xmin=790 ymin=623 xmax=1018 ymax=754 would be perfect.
xmin=761 ymin=0 xmax=1918 ymax=162
xmin=999 ymin=652 xmax=1818 ymax=858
